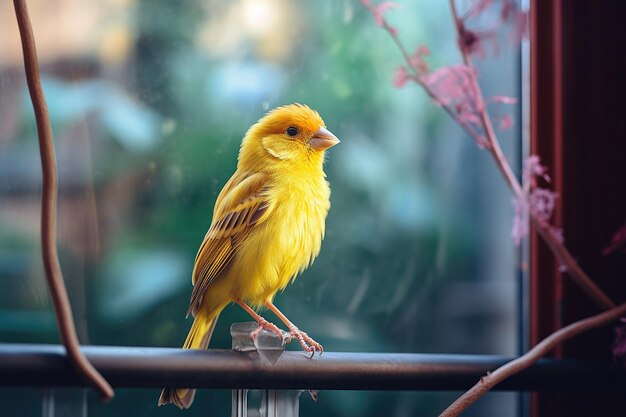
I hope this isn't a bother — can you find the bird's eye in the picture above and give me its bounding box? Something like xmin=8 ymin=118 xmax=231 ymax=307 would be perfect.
xmin=286 ymin=126 xmax=298 ymax=137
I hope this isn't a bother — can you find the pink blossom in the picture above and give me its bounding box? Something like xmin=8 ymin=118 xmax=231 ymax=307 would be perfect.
xmin=409 ymin=44 xmax=430 ymax=75
xmin=454 ymin=103 xmax=481 ymax=125
xmin=512 ymin=157 xmax=559 ymax=245
xmin=458 ymin=0 xmax=526 ymax=57
xmin=511 ymin=188 xmax=563 ymax=246
xmin=498 ymin=114 xmax=514 ymax=130
xmin=603 ymin=223 xmax=626 ymax=256
xmin=474 ymin=135 xmax=490 ymax=148
xmin=374 ymin=2 xmax=399 ymax=25
xmin=523 ymin=155 xmax=551 ymax=188
xmin=361 ymin=0 xmax=399 ymax=35
xmin=393 ymin=66 xmax=409 ymax=88
xmin=529 ymin=188 xmax=557 ymax=223
xmin=458 ymin=27 xmax=495 ymax=58
xmin=500 ymin=0 xmax=515 ymax=21
xmin=500 ymin=0 xmax=529 ymax=43
xmin=550 ymin=227 xmax=564 ymax=244
xmin=511 ymin=187 xmax=559 ymax=246
xmin=489 ymin=96 xmax=517 ymax=130
xmin=614 ymin=318 xmax=626 ymax=359
xmin=489 ymin=96 xmax=518 ymax=105
xmin=420 ymin=65 xmax=483 ymax=132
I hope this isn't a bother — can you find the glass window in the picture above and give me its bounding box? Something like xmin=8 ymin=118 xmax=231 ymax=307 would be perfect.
xmin=0 ymin=0 xmax=522 ymax=416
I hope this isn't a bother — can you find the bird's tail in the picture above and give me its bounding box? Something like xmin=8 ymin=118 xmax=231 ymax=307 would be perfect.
xmin=158 ymin=310 xmax=220 ymax=409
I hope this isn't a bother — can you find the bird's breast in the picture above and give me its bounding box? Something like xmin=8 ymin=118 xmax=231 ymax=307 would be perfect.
xmin=274 ymin=175 xmax=330 ymax=267
xmin=231 ymin=171 xmax=331 ymax=305
xmin=262 ymin=174 xmax=330 ymax=292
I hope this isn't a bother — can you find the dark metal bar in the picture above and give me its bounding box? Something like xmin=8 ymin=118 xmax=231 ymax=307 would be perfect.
xmin=0 ymin=344 xmax=625 ymax=391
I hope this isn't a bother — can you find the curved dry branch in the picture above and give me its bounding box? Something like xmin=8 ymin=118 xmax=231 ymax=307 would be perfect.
xmin=364 ymin=0 xmax=614 ymax=310
xmin=361 ymin=1 xmax=621 ymax=416
xmin=446 ymin=0 xmax=614 ymax=311
xmin=13 ymin=0 xmax=114 ymax=401
xmin=439 ymin=301 xmax=626 ymax=417
xmin=532 ymin=216 xmax=614 ymax=309
xmin=366 ymin=0 xmax=616 ymax=310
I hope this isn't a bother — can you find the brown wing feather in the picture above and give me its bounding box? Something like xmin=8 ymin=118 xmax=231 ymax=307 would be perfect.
xmin=186 ymin=172 xmax=271 ymax=317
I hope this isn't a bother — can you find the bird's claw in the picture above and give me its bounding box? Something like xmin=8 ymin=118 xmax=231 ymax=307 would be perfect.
xmin=253 ymin=317 xmax=287 ymax=345
xmin=249 ymin=316 xmax=322 ymax=356
xmin=289 ymin=326 xmax=323 ymax=357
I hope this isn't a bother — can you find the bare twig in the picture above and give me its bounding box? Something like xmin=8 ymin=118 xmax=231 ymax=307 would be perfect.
xmin=386 ymin=23 xmax=490 ymax=147
xmin=446 ymin=0 xmax=615 ymax=310
xmin=360 ymin=1 xmax=621 ymax=415
xmin=379 ymin=0 xmax=615 ymax=308
xmin=13 ymin=0 xmax=114 ymax=401
xmin=433 ymin=1 xmax=617 ymax=414
xmin=370 ymin=0 xmax=615 ymax=310
xmin=532 ymin=216 xmax=615 ymax=309
xmin=439 ymin=301 xmax=626 ymax=417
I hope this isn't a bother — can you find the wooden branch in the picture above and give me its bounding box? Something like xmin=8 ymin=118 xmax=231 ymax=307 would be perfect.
xmin=434 ymin=1 xmax=618 ymax=415
xmin=439 ymin=301 xmax=626 ymax=417
xmin=363 ymin=0 xmax=615 ymax=310
xmin=360 ymin=2 xmax=621 ymax=415
xmin=12 ymin=0 xmax=114 ymax=401
xmin=446 ymin=0 xmax=614 ymax=310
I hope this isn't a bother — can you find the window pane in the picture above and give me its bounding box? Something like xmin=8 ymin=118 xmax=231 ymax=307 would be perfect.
xmin=0 ymin=0 xmax=522 ymax=416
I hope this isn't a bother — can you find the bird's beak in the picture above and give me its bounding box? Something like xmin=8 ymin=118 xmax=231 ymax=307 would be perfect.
xmin=308 ymin=127 xmax=340 ymax=151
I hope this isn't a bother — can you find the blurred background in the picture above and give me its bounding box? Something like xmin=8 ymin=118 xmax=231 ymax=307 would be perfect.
xmin=0 ymin=0 xmax=523 ymax=416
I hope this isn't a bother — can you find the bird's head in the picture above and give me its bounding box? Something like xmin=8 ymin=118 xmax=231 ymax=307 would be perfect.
xmin=239 ymin=104 xmax=339 ymax=170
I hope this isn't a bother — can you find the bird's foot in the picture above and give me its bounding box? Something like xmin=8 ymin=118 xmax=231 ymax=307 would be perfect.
xmin=288 ymin=325 xmax=323 ymax=357
xmin=252 ymin=316 xmax=289 ymax=345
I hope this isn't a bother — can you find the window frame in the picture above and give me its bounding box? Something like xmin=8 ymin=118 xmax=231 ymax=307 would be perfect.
xmin=530 ymin=0 xmax=626 ymax=415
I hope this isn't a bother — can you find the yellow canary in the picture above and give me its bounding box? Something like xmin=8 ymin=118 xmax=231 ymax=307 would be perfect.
xmin=159 ymin=104 xmax=339 ymax=409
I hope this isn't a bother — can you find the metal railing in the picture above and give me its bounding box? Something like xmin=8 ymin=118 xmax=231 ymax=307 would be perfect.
xmin=1 ymin=343 xmax=624 ymax=392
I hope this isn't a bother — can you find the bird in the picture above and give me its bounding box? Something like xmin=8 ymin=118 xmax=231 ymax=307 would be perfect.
xmin=158 ymin=103 xmax=339 ymax=409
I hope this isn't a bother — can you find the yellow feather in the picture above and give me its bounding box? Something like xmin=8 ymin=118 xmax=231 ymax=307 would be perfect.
xmin=159 ymin=103 xmax=338 ymax=409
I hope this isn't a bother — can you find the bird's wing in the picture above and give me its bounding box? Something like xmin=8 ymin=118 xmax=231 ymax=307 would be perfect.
xmin=186 ymin=171 xmax=271 ymax=317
